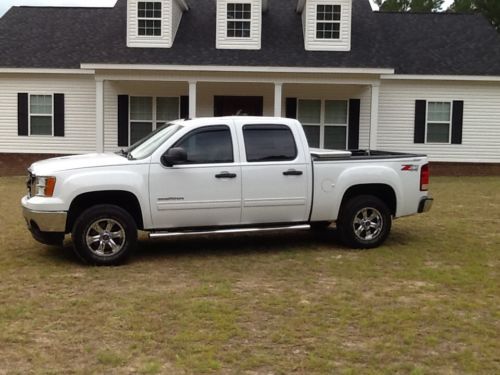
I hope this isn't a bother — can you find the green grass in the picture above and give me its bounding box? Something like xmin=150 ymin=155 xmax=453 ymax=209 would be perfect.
xmin=0 ymin=176 xmax=499 ymax=373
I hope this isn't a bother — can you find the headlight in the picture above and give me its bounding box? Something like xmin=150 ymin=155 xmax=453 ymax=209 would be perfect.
xmin=34 ymin=176 xmax=57 ymax=197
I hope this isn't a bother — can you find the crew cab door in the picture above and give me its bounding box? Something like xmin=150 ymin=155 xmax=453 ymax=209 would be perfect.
xmin=149 ymin=123 xmax=241 ymax=228
xmin=238 ymin=122 xmax=311 ymax=224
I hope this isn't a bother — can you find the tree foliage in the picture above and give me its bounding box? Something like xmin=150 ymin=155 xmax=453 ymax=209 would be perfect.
xmin=449 ymin=0 xmax=500 ymax=31
xmin=374 ymin=0 xmax=444 ymax=12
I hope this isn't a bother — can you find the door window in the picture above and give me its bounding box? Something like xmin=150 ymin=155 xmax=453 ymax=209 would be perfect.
xmin=243 ymin=125 xmax=297 ymax=162
xmin=173 ymin=126 xmax=233 ymax=164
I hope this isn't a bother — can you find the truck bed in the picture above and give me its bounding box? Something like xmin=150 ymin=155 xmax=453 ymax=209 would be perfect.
xmin=311 ymin=148 xmax=426 ymax=161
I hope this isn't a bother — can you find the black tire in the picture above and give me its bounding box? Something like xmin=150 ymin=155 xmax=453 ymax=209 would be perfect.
xmin=336 ymin=195 xmax=392 ymax=249
xmin=71 ymin=204 xmax=137 ymax=265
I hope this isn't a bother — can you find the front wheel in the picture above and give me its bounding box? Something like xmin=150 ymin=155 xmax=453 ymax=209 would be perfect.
xmin=336 ymin=195 xmax=392 ymax=249
xmin=71 ymin=204 xmax=137 ymax=265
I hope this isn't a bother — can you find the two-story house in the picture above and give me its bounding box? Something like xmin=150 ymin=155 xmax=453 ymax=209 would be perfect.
xmin=0 ymin=0 xmax=500 ymax=169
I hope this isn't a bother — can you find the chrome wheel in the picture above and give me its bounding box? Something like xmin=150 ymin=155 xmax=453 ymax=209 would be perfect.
xmin=352 ymin=207 xmax=383 ymax=241
xmin=85 ymin=218 xmax=125 ymax=257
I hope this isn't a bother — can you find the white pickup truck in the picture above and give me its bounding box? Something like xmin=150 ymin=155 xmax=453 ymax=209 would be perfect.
xmin=22 ymin=116 xmax=433 ymax=265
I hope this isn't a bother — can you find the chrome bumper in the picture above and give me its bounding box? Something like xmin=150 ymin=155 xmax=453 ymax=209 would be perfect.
xmin=23 ymin=207 xmax=67 ymax=232
xmin=418 ymin=197 xmax=434 ymax=213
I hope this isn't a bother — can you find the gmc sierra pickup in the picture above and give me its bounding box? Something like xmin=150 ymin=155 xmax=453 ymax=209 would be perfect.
xmin=22 ymin=116 xmax=433 ymax=265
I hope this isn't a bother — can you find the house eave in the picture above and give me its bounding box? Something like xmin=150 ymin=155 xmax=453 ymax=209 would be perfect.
xmin=381 ymin=74 xmax=500 ymax=82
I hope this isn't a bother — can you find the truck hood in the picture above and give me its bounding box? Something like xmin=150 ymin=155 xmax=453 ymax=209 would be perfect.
xmin=29 ymin=153 xmax=130 ymax=175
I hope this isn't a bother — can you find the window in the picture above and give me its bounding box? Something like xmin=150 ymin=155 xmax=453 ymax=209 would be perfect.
xmin=298 ymin=99 xmax=348 ymax=149
xmin=316 ymin=4 xmax=341 ymax=39
xmin=138 ymin=1 xmax=162 ymax=36
xmin=129 ymin=96 xmax=179 ymax=145
xmin=227 ymin=3 xmax=251 ymax=38
xmin=174 ymin=126 xmax=234 ymax=164
xmin=30 ymin=95 xmax=53 ymax=135
xmin=427 ymin=102 xmax=451 ymax=143
xmin=243 ymin=125 xmax=297 ymax=162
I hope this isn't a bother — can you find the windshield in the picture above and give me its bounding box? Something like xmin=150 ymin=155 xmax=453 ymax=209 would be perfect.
xmin=126 ymin=123 xmax=183 ymax=160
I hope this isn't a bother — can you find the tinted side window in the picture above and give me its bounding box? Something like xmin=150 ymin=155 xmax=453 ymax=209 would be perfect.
xmin=243 ymin=125 xmax=297 ymax=162
xmin=174 ymin=126 xmax=233 ymax=164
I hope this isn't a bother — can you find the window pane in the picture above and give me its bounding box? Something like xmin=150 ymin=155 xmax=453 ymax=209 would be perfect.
xmin=303 ymin=125 xmax=320 ymax=148
xmin=325 ymin=100 xmax=348 ymax=124
xmin=427 ymin=123 xmax=450 ymax=143
xmin=324 ymin=126 xmax=347 ymax=149
xmin=243 ymin=125 xmax=297 ymax=162
xmin=227 ymin=21 xmax=250 ymax=37
xmin=317 ymin=4 xmax=341 ymax=21
xmin=157 ymin=97 xmax=179 ymax=123
xmin=428 ymin=102 xmax=451 ymax=122
xmin=227 ymin=3 xmax=251 ymax=19
xmin=130 ymin=97 xmax=152 ymax=121
xmin=298 ymin=100 xmax=321 ymax=124
xmin=30 ymin=116 xmax=52 ymax=135
xmin=316 ymin=22 xmax=340 ymax=39
xmin=130 ymin=122 xmax=153 ymax=144
xmin=138 ymin=2 xmax=161 ymax=18
xmin=175 ymin=127 xmax=233 ymax=164
xmin=138 ymin=19 xmax=161 ymax=36
xmin=30 ymin=95 xmax=52 ymax=115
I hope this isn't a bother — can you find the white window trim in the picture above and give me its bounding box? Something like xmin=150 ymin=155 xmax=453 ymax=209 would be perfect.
xmin=226 ymin=2 xmax=252 ymax=39
xmin=425 ymin=101 xmax=453 ymax=145
xmin=314 ymin=4 xmax=341 ymax=41
xmin=128 ymin=96 xmax=180 ymax=145
xmin=137 ymin=1 xmax=163 ymax=38
xmin=28 ymin=93 xmax=54 ymax=137
xmin=298 ymin=99 xmax=349 ymax=149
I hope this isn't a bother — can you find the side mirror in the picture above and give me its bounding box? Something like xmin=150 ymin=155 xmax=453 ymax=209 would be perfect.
xmin=161 ymin=147 xmax=187 ymax=167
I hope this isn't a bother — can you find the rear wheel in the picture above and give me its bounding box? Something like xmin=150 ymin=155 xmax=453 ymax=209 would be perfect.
xmin=337 ymin=195 xmax=392 ymax=249
xmin=71 ymin=204 xmax=137 ymax=265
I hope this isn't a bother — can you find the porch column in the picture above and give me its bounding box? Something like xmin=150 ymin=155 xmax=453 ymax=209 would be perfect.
xmin=274 ymin=82 xmax=283 ymax=117
xmin=95 ymin=79 xmax=104 ymax=153
xmin=188 ymin=81 xmax=197 ymax=118
xmin=369 ymin=82 xmax=380 ymax=150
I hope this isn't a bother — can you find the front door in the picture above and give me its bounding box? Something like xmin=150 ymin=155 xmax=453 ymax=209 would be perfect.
xmin=214 ymin=96 xmax=263 ymax=116
xmin=149 ymin=124 xmax=242 ymax=229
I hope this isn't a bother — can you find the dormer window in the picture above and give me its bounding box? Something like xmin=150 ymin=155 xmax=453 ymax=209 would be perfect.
xmin=297 ymin=0 xmax=352 ymax=51
xmin=227 ymin=3 xmax=251 ymax=38
xmin=138 ymin=2 xmax=162 ymax=36
xmin=216 ymin=0 xmax=262 ymax=50
xmin=316 ymin=4 xmax=341 ymax=39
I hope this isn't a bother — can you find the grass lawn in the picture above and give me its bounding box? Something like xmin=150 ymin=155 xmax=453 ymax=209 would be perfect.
xmin=0 ymin=176 xmax=499 ymax=374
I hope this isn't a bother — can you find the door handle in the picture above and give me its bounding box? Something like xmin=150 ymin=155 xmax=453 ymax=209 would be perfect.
xmin=215 ymin=172 xmax=237 ymax=179
xmin=283 ymin=169 xmax=303 ymax=176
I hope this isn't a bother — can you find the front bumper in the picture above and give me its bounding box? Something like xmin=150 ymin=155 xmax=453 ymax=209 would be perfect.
xmin=23 ymin=206 xmax=67 ymax=232
xmin=418 ymin=197 xmax=434 ymax=213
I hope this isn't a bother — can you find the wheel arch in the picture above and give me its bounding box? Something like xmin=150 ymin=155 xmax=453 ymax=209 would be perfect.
xmin=66 ymin=190 xmax=144 ymax=233
xmin=339 ymin=184 xmax=397 ymax=217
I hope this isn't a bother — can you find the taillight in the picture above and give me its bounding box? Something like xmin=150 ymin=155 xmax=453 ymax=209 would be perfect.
xmin=420 ymin=164 xmax=429 ymax=191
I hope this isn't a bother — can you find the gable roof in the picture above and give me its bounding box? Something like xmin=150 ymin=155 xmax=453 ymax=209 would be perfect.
xmin=0 ymin=0 xmax=499 ymax=75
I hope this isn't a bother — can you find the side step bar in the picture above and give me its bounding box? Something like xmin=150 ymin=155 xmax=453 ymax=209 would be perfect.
xmin=149 ymin=224 xmax=311 ymax=239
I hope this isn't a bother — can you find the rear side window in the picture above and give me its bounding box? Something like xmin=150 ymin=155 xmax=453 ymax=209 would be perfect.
xmin=243 ymin=124 xmax=297 ymax=162
xmin=173 ymin=125 xmax=233 ymax=164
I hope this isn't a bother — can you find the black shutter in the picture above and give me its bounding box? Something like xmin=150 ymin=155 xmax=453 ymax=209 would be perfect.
xmin=414 ymin=100 xmax=427 ymax=144
xmin=54 ymin=94 xmax=65 ymax=137
xmin=18 ymin=93 xmax=29 ymax=136
xmin=348 ymin=99 xmax=360 ymax=149
xmin=451 ymin=100 xmax=464 ymax=145
xmin=180 ymin=96 xmax=189 ymax=119
xmin=118 ymin=95 xmax=129 ymax=147
xmin=285 ymin=98 xmax=297 ymax=119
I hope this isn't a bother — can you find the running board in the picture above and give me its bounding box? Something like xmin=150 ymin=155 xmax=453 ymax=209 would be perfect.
xmin=149 ymin=224 xmax=311 ymax=239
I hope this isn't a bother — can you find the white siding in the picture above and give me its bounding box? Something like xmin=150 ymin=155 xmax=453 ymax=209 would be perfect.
xmin=216 ymin=0 xmax=262 ymax=50
xmin=378 ymin=80 xmax=500 ymax=163
xmin=0 ymin=74 xmax=96 ymax=154
xmin=302 ymin=0 xmax=352 ymax=51
xmin=127 ymin=0 xmax=185 ymax=48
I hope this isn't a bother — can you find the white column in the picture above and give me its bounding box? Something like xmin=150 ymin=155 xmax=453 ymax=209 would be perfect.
xmin=274 ymin=82 xmax=283 ymax=117
xmin=188 ymin=81 xmax=197 ymax=119
xmin=369 ymin=82 xmax=380 ymax=150
xmin=95 ymin=79 xmax=105 ymax=153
